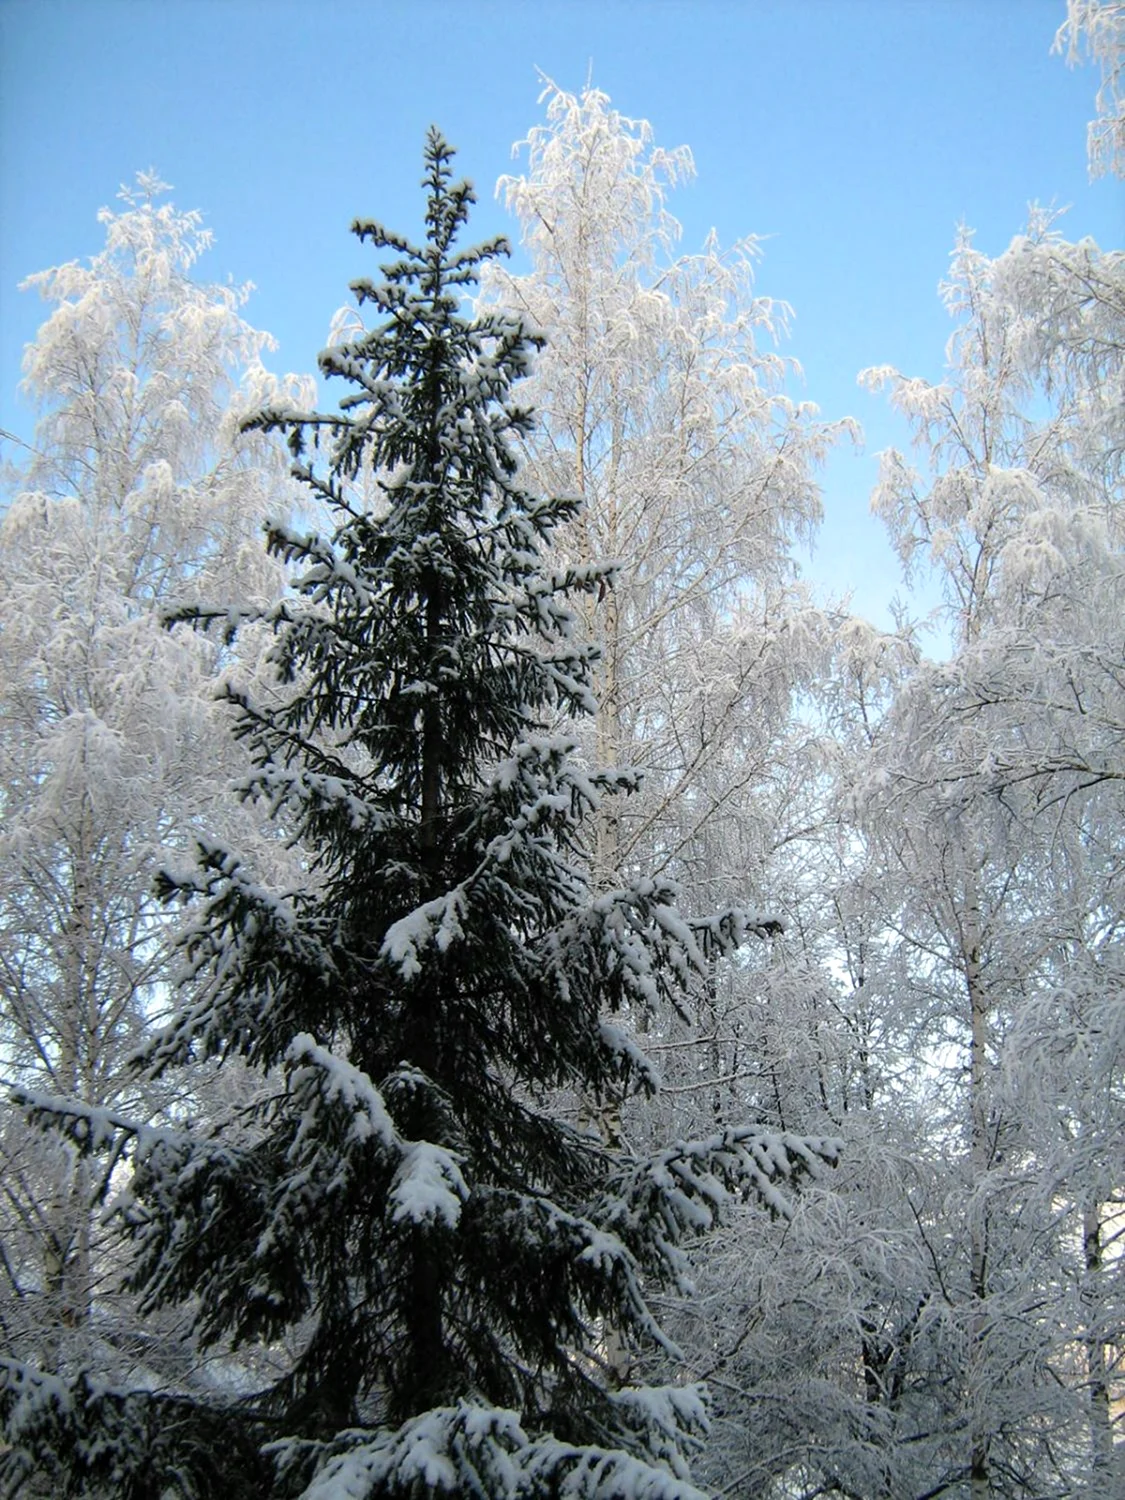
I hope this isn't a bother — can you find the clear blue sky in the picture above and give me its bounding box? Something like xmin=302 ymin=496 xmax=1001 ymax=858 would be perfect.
xmin=1 ymin=0 xmax=1120 ymax=626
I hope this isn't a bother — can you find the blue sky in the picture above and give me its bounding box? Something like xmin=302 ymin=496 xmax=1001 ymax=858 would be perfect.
xmin=1 ymin=0 xmax=1120 ymax=626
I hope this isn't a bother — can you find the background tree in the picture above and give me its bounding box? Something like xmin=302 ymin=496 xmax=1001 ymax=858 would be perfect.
xmin=1 ymin=133 xmax=838 ymax=1500
xmin=653 ymin=207 xmax=1125 ymax=1497
xmin=1057 ymin=0 xmax=1125 ymax=177
xmin=835 ymin=210 xmax=1125 ymax=1497
xmin=479 ymin=84 xmax=849 ymax=1278
xmin=481 ymin=81 xmax=847 ymax=901
xmin=0 ymin=174 xmax=309 ymax=1427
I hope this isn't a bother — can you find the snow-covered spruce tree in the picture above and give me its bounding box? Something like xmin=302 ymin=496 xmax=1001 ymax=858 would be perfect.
xmin=8 ymin=132 xmax=838 ymax=1499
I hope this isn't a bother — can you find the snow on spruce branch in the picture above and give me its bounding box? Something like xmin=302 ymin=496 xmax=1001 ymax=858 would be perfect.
xmin=270 ymin=1397 xmax=711 ymax=1500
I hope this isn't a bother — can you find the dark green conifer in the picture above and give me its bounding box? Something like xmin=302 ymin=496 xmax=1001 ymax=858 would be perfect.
xmin=6 ymin=131 xmax=836 ymax=1499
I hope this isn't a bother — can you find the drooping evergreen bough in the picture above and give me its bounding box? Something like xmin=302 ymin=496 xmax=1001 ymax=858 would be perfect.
xmin=6 ymin=131 xmax=839 ymax=1499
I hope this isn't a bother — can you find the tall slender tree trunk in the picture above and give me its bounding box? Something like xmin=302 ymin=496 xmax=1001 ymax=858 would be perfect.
xmin=1083 ymin=1200 xmax=1117 ymax=1482
xmin=966 ymin=913 xmax=991 ymax=1500
xmin=46 ymin=791 xmax=96 ymax=1342
xmin=593 ymin=397 xmax=624 ymax=890
xmin=397 ymin=567 xmax=451 ymax=1418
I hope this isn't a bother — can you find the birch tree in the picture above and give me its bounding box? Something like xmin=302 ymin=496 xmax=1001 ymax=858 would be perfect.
xmin=850 ymin=211 xmax=1125 ymax=1496
xmin=668 ymin=210 xmax=1124 ymax=1499
xmin=0 ymin=174 xmax=309 ymax=1395
xmin=1056 ymin=0 xmax=1125 ymax=177
xmin=482 ymin=81 xmax=847 ymax=900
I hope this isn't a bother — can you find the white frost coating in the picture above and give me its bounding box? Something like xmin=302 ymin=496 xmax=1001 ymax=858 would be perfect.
xmin=0 ymin=1359 xmax=74 ymax=1440
xmin=12 ymin=1090 xmax=122 ymax=1153
xmin=286 ymin=1034 xmax=395 ymax=1147
xmin=297 ymin=1417 xmax=457 ymax=1497
xmin=390 ymin=1142 xmax=468 ymax=1228
xmin=241 ymin=765 xmax=386 ymax=832
xmin=519 ymin=1437 xmax=709 ymax=1498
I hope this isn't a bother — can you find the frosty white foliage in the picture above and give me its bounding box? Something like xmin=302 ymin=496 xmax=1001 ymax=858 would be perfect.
xmin=382 ymin=888 xmax=469 ymax=978
xmin=12 ymin=1090 xmax=126 ymax=1157
xmin=238 ymin=764 xmax=390 ymax=835
xmin=862 ymin=214 xmax=1124 ymax=643
xmin=483 ymin=80 xmax=852 ymax=897
xmin=0 ymin=1360 xmax=73 ymax=1450
xmin=0 ymin=1353 xmax=247 ymax=1498
xmin=1056 ymin=0 xmax=1125 ymax=176
xmin=0 ymin=175 xmax=311 ymax=1407
xmin=839 ymin=203 xmax=1125 ymax=1496
xmin=598 ymin=1021 xmax=662 ymax=1095
xmin=608 ymin=1384 xmax=710 ymax=1481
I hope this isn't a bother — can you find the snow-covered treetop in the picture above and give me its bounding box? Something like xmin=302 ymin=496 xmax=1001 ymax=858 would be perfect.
xmin=1056 ymin=0 xmax=1125 ymax=178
